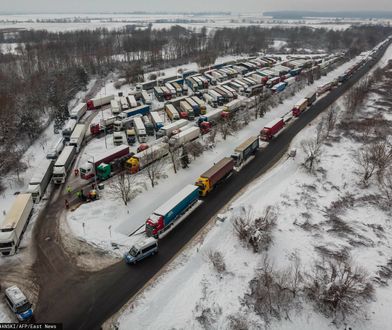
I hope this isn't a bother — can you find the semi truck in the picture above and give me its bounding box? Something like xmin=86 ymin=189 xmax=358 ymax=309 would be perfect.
xmin=317 ymin=82 xmax=333 ymax=96
xmin=260 ymin=118 xmax=285 ymax=141
xmin=142 ymin=116 xmax=155 ymax=136
xmin=271 ymin=82 xmax=287 ymax=93
xmin=0 ymin=194 xmax=33 ymax=256
xmin=119 ymin=105 xmax=150 ymax=119
xmin=90 ymin=116 xmax=117 ymax=135
xmin=79 ymin=145 xmax=130 ymax=180
xmin=113 ymin=131 xmax=126 ymax=146
xmin=223 ymin=99 xmax=243 ymax=113
xmin=87 ymin=95 xmax=114 ymax=110
xmin=179 ymin=101 xmax=194 ymax=120
xmin=52 ymin=146 xmax=76 ymax=184
xmin=127 ymin=95 xmax=138 ymax=108
xmin=156 ymin=119 xmax=188 ymax=138
xmin=292 ymin=98 xmax=308 ymax=117
xmin=164 ymin=104 xmax=180 ymax=121
xmin=70 ymin=103 xmax=87 ymax=121
xmin=46 ymin=137 xmax=64 ymax=159
xmin=69 ymin=123 xmax=86 ymax=153
xmin=62 ymin=119 xmax=77 ymax=141
xmin=305 ymin=91 xmax=317 ymax=105
xmin=120 ymin=96 xmax=130 ymax=110
xmin=185 ymin=97 xmax=200 ymax=116
xmin=195 ymin=157 xmax=234 ymax=196
xmin=111 ymin=99 xmax=121 ymax=115
xmin=198 ymin=108 xmax=226 ymax=126
xmin=191 ymin=96 xmax=207 ymax=114
xmin=126 ymin=142 xmax=169 ymax=173
xmin=154 ymin=87 xmax=164 ymax=102
xmin=133 ymin=117 xmax=147 ymax=143
xmin=145 ymin=185 xmax=200 ymax=238
xmin=231 ymin=136 xmax=259 ymax=167
xmin=169 ymin=126 xmax=200 ymax=149
xmin=150 ymin=112 xmax=164 ymax=130
xmin=141 ymin=91 xmax=152 ymax=105
xmin=27 ymin=159 xmax=54 ymax=203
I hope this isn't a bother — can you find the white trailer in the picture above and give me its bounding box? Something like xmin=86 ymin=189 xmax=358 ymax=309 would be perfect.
xmin=46 ymin=137 xmax=64 ymax=159
xmin=150 ymin=112 xmax=164 ymax=130
xmin=169 ymin=126 xmax=200 ymax=148
xmin=223 ymin=99 xmax=243 ymax=113
xmin=111 ymin=99 xmax=121 ymax=115
xmin=133 ymin=117 xmax=147 ymax=143
xmin=127 ymin=143 xmax=169 ymax=173
xmin=202 ymin=108 xmax=225 ymax=123
xmin=165 ymin=83 xmax=176 ymax=97
xmin=165 ymin=104 xmax=180 ymax=121
xmin=120 ymin=96 xmax=129 ymax=110
xmin=156 ymin=119 xmax=188 ymax=138
xmin=62 ymin=119 xmax=77 ymax=141
xmin=180 ymin=101 xmax=194 ymax=120
xmin=127 ymin=95 xmax=138 ymax=108
xmin=27 ymin=159 xmax=54 ymax=203
xmin=87 ymin=94 xmax=114 ymax=109
xmin=141 ymin=91 xmax=152 ymax=105
xmin=52 ymin=146 xmax=76 ymax=184
xmin=0 ymin=194 xmax=33 ymax=256
xmin=70 ymin=103 xmax=87 ymax=121
xmin=69 ymin=124 xmax=86 ymax=153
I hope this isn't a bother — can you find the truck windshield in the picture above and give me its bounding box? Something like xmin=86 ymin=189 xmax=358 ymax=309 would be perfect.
xmin=129 ymin=247 xmax=139 ymax=257
xmin=145 ymin=223 xmax=155 ymax=237
xmin=16 ymin=302 xmax=32 ymax=314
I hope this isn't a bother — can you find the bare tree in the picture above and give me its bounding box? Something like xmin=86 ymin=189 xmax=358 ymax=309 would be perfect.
xmin=371 ymin=140 xmax=392 ymax=182
xmin=355 ymin=146 xmax=377 ymax=185
xmin=109 ymin=172 xmax=137 ymax=206
xmin=379 ymin=167 xmax=392 ymax=206
xmin=143 ymin=149 xmax=166 ymax=188
xmin=301 ymin=138 xmax=322 ymax=173
xmin=169 ymin=146 xmax=181 ymax=174
xmin=186 ymin=140 xmax=204 ymax=159
xmin=206 ymin=250 xmax=226 ymax=274
xmin=324 ymin=105 xmax=338 ymax=138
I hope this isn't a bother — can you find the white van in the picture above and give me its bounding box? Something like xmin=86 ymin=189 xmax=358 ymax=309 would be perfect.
xmin=124 ymin=237 xmax=158 ymax=264
xmin=4 ymin=286 xmax=33 ymax=321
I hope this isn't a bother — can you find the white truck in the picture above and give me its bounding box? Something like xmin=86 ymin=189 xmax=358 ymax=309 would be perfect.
xmin=165 ymin=83 xmax=176 ymax=98
xmin=87 ymin=94 xmax=114 ymax=110
xmin=111 ymin=99 xmax=121 ymax=115
xmin=27 ymin=159 xmax=54 ymax=203
xmin=120 ymin=96 xmax=129 ymax=110
xmin=150 ymin=111 xmax=164 ymax=130
xmin=223 ymin=99 xmax=243 ymax=113
xmin=113 ymin=131 xmax=126 ymax=146
xmin=133 ymin=117 xmax=147 ymax=143
xmin=127 ymin=95 xmax=138 ymax=108
xmin=46 ymin=137 xmax=64 ymax=159
xmin=169 ymin=126 xmax=200 ymax=149
xmin=156 ymin=119 xmax=189 ymax=138
xmin=70 ymin=103 xmax=87 ymax=121
xmin=141 ymin=90 xmax=152 ymax=105
xmin=69 ymin=124 xmax=86 ymax=153
xmin=62 ymin=119 xmax=77 ymax=141
xmin=0 ymin=194 xmax=33 ymax=256
xmin=52 ymin=146 xmax=76 ymax=184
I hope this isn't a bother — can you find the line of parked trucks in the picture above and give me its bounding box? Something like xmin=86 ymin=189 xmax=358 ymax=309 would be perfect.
xmin=124 ymin=39 xmax=391 ymax=264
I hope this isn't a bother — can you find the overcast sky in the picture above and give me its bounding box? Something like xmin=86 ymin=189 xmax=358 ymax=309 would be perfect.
xmin=1 ymin=0 xmax=392 ymax=13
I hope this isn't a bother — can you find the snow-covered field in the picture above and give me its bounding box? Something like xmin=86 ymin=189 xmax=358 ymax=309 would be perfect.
xmin=115 ymin=53 xmax=392 ymax=330
xmin=65 ymin=52 xmax=372 ymax=257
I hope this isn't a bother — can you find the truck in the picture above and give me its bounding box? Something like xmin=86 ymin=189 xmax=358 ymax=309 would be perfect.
xmin=142 ymin=116 xmax=155 ymax=136
xmin=171 ymin=81 xmax=183 ymax=96
xmin=145 ymin=185 xmax=200 ymax=238
xmin=27 ymin=159 xmax=54 ymax=203
xmin=0 ymin=194 xmax=33 ymax=256
xmin=292 ymin=98 xmax=308 ymax=117
xmin=305 ymin=91 xmax=317 ymax=106
xmin=198 ymin=108 xmax=226 ymax=126
xmin=208 ymin=90 xmax=224 ymax=106
xmin=70 ymin=103 xmax=87 ymax=121
xmin=133 ymin=117 xmax=147 ymax=143
xmin=169 ymin=126 xmax=200 ymax=149
xmin=113 ymin=131 xmax=126 ymax=146
xmin=195 ymin=157 xmax=234 ymax=197
xmin=266 ymin=76 xmax=281 ymax=88
xmin=120 ymin=96 xmax=130 ymax=110
xmin=231 ymin=136 xmax=259 ymax=167
xmin=271 ymin=82 xmax=287 ymax=93
xmin=127 ymin=95 xmax=138 ymax=108
xmin=126 ymin=142 xmax=169 ymax=173
xmin=165 ymin=83 xmax=176 ymax=98
xmin=90 ymin=116 xmax=117 ymax=135
xmin=317 ymin=82 xmax=333 ymax=96
xmin=69 ymin=123 xmax=86 ymax=153
xmin=165 ymin=104 xmax=180 ymax=121
xmin=126 ymin=129 xmax=136 ymax=145
xmin=150 ymin=112 xmax=164 ymax=130
xmin=161 ymin=86 xmax=172 ymax=100
xmin=87 ymin=95 xmax=114 ymax=110
xmin=154 ymin=86 xmax=164 ymax=102
xmin=179 ymin=101 xmax=195 ymax=120
xmin=191 ymin=96 xmax=207 ymax=115
xmin=79 ymin=145 xmax=130 ymax=180
xmin=46 ymin=137 xmax=64 ymax=159
xmin=52 ymin=146 xmax=76 ymax=184
xmin=185 ymin=97 xmax=200 ymax=116
xmin=111 ymin=99 xmax=121 ymax=115
xmin=119 ymin=104 xmax=150 ymax=119
xmin=223 ymin=99 xmax=243 ymax=113
xmin=156 ymin=119 xmax=188 ymax=138
xmin=141 ymin=90 xmax=152 ymax=105
xmin=260 ymin=118 xmax=285 ymax=141
xmin=62 ymin=119 xmax=77 ymax=141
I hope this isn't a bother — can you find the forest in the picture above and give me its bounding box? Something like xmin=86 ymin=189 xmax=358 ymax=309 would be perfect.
xmin=0 ymin=24 xmax=391 ymax=190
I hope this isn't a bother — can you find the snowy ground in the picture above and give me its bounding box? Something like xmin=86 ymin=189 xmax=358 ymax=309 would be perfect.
xmin=65 ymin=51 xmax=374 ymax=257
xmin=115 ymin=53 xmax=392 ymax=330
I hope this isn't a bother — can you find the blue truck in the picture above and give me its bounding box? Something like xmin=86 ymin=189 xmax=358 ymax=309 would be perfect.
xmin=145 ymin=185 xmax=199 ymax=238
xmin=119 ymin=105 xmax=150 ymax=119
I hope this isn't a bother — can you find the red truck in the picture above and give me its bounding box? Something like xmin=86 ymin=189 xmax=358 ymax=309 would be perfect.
xmin=195 ymin=157 xmax=235 ymax=196
xmin=260 ymin=118 xmax=285 ymax=141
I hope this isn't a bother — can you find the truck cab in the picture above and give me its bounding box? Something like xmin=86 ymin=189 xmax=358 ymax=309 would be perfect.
xmin=113 ymin=132 xmax=125 ymax=146
xmin=126 ymin=129 xmax=136 ymax=145
xmin=96 ymin=163 xmax=111 ymax=181
xmin=195 ymin=177 xmax=210 ymax=197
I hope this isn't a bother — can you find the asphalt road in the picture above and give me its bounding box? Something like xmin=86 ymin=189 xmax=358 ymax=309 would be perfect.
xmin=32 ymin=41 xmax=391 ymax=330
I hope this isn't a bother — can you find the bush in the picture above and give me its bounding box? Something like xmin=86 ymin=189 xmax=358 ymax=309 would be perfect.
xmin=207 ymin=250 xmax=226 ymax=274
